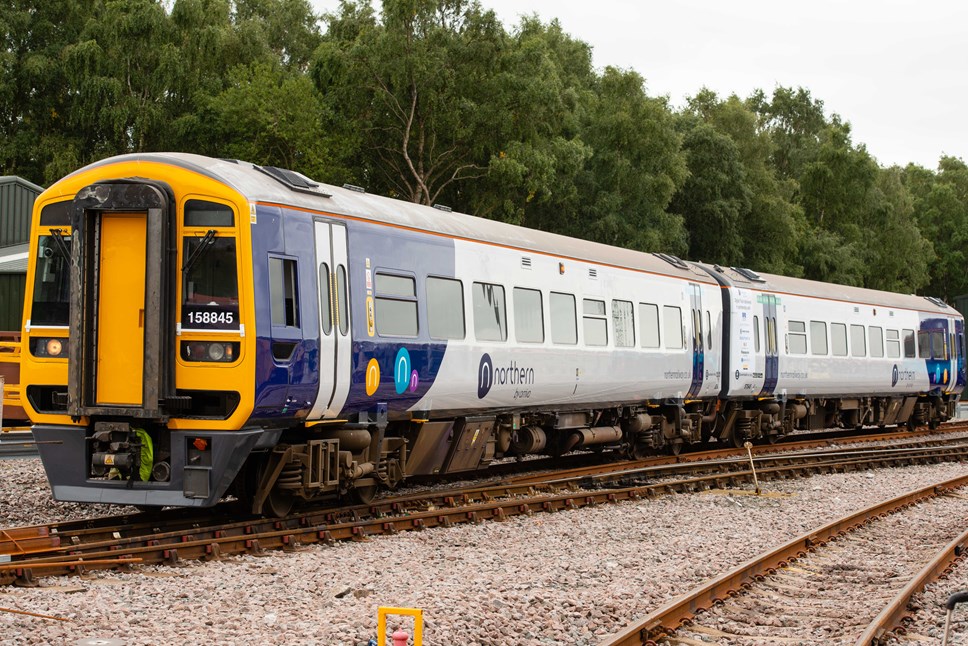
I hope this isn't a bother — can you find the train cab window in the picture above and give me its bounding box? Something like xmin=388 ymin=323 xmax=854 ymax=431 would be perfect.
xmin=787 ymin=321 xmax=807 ymax=355
xmin=754 ymin=316 xmax=760 ymax=353
xmin=612 ymin=300 xmax=634 ymax=348
xmin=663 ymin=306 xmax=684 ymax=350
xmin=183 ymin=236 xmax=240 ymax=329
xmin=831 ymin=323 xmax=848 ymax=357
xmin=550 ymin=292 xmax=577 ymax=345
xmin=472 ymin=282 xmax=507 ymax=342
xmin=810 ymin=321 xmax=827 ymax=355
xmin=869 ymin=326 xmax=884 ymax=358
xmin=375 ymin=273 xmax=417 ymax=336
xmin=513 ymin=288 xmax=544 ymax=343
xmin=903 ymin=329 xmax=916 ymax=358
xmin=850 ymin=325 xmax=866 ymax=357
xmin=639 ymin=303 xmax=660 ymax=348
xmin=269 ymin=258 xmax=300 ymax=328
xmin=583 ymin=299 xmax=608 ymax=346
xmin=427 ymin=277 xmax=465 ymax=340
xmin=31 ymin=234 xmax=73 ymax=326
xmin=886 ymin=329 xmax=901 ymax=358
xmin=184 ymin=200 xmax=234 ymax=227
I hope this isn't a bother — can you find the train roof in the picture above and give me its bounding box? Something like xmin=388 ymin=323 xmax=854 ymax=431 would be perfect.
xmin=65 ymin=153 xmax=716 ymax=284
xmin=700 ymin=264 xmax=957 ymax=317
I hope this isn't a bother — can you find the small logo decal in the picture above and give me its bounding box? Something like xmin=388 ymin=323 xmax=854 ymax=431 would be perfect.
xmin=892 ymin=364 xmax=899 ymax=387
xmin=478 ymin=353 xmax=493 ymax=399
xmin=365 ymin=358 xmax=381 ymax=396
xmin=394 ymin=347 xmax=412 ymax=394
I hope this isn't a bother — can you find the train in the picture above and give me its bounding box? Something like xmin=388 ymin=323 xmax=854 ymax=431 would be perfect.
xmin=20 ymin=153 xmax=965 ymax=516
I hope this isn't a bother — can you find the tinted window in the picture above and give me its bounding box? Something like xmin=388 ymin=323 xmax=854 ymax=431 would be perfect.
xmin=903 ymin=329 xmax=916 ymax=358
xmin=375 ymin=273 xmax=417 ymax=336
xmin=31 ymin=235 xmax=72 ymax=326
xmin=513 ymin=288 xmax=544 ymax=343
xmin=612 ymin=300 xmax=634 ymax=348
xmin=550 ymin=292 xmax=577 ymax=345
xmin=869 ymin=326 xmax=884 ymax=358
xmin=269 ymin=257 xmax=299 ymax=327
xmin=185 ymin=199 xmax=234 ymax=227
xmin=472 ymin=282 xmax=507 ymax=342
xmin=918 ymin=331 xmax=931 ymax=358
xmin=810 ymin=321 xmax=827 ymax=356
xmin=583 ymin=299 xmax=607 ymax=346
xmin=663 ymin=306 xmax=683 ymax=349
xmin=850 ymin=324 xmax=866 ymax=357
xmin=427 ymin=277 xmax=465 ymax=340
xmin=831 ymin=323 xmax=848 ymax=356
xmin=639 ymin=303 xmax=660 ymax=348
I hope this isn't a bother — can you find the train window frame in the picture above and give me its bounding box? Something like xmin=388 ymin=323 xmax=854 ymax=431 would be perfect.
xmin=810 ymin=321 xmax=827 ymax=356
xmin=513 ymin=287 xmax=544 ymax=343
xmin=850 ymin=324 xmax=866 ymax=357
xmin=903 ymin=329 xmax=916 ymax=358
xmin=336 ymin=265 xmax=349 ymax=335
xmin=788 ymin=320 xmax=807 ymax=355
xmin=638 ymin=303 xmax=660 ymax=348
xmin=612 ymin=300 xmax=635 ymax=348
xmin=269 ymin=256 xmax=300 ymax=328
xmin=663 ymin=305 xmax=684 ymax=350
xmin=886 ymin=329 xmax=901 ymax=358
xmin=754 ymin=315 xmax=761 ymax=353
xmin=931 ymin=330 xmax=947 ymax=359
xmin=583 ymin=298 xmax=608 ymax=347
xmin=550 ymin=292 xmax=578 ymax=345
xmin=184 ymin=199 xmax=235 ymax=227
xmin=831 ymin=323 xmax=848 ymax=357
xmin=706 ymin=311 xmax=713 ymax=350
xmin=30 ymin=233 xmax=73 ymax=327
xmin=426 ymin=276 xmax=465 ymax=341
xmin=318 ymin=262 xmax=333 ymax=335
xmin=869 ymin=326 xmax=884 ymax=358
xmin=375 ymin=272 xmax=418 ymax=337
xmin=472 ymin=281 xmax=507 ymax=342
xmin=917 ymin=330 xmax=932 ymax=359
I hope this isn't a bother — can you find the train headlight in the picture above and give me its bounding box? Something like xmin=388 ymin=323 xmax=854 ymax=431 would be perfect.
xmin=181 ymin=341 xmax=239 ymax=363
xmin=29 ymin=337 xmax=69 ymax=358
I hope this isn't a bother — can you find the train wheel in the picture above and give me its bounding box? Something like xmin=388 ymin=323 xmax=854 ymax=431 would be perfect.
xmin=731 ymin=429 xmax=747 ymax=448
xmin=350 ymin=484 xmax=378 ymax=505
xmin=264 ymin=485 xmax=295 ymax=518
xmin=668 ymin=440 xmax=682 ymax=456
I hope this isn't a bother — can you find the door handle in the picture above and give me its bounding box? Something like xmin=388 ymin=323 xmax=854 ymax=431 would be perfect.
xmin=139 ymin=309 xmax=144 ymax=328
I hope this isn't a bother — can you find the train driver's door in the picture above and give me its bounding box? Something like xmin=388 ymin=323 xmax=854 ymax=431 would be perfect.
xmin=309 ymin=220 xmax=351 ymax=418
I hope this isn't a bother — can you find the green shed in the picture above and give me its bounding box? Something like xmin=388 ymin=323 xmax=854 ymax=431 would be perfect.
xmin=0 ymin=176 xmax=41 ymax=333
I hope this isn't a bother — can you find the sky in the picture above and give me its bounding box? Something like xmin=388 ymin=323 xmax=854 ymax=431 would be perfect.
xmin=310 ymin=0 xmax=967 ymax=170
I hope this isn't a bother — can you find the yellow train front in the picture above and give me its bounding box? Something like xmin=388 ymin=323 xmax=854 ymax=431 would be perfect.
xmin=22 ymin=154 xmax=323 ymax=513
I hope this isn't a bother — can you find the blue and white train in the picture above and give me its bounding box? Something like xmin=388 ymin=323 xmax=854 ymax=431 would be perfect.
xmin=20 ymin=153 xmax=965 ymax=515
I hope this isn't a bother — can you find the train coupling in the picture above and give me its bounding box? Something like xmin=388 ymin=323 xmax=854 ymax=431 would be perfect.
xmin=89 ymin=421 xmax=148 ymax=479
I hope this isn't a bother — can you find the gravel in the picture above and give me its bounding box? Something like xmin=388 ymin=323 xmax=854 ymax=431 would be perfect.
xmin=0 ymin=455 xmax=967 ymax=644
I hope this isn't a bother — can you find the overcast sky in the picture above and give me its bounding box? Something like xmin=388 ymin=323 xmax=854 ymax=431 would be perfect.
xmin=310 ymin=0 xmax=967 ymax=170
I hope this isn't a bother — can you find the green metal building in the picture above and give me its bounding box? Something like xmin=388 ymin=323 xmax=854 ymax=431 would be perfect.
xmin=0 ymin=176 xmax=41 ymax=332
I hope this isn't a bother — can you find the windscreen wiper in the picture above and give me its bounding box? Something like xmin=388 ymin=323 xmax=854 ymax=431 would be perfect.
xmin=48 ymin=228 xmax=71 ymax=261
xmin=182 ymin=229 xmax=217 ymax=275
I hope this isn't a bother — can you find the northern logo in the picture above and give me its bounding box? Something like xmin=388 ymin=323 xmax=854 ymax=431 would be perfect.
xmin=478 ymin=353 xmax=493 ymax=399
xmin=892 ymin=364 xmax=899 ymax=388
xmin=477 ymin=354 xmax=535 ymax=399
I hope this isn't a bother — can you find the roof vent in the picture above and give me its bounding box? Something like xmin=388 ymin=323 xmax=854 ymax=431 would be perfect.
xmin=342 ymin=183 xmax=366 ymax=193
xmin=256 ymin=165 xmax=332 ymax=198
xmin=732 ymin=267 xmax=766 ymax=283
xmin=924 ymin=296 xmax=949 ymax=309
xmin=653 ymin=252 xmax=690 ymax=270
xmin=433 ymin=204 xmax=452 ymax=213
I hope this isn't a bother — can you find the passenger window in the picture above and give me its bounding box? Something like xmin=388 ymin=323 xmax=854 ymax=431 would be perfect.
xmin=706 ymin=311 xmax=713 ymax=349
xmin=269 ymin=257 xmax=299 ymax=327
xmin=810 ymin=321 xmax=827 ymax=356
xmin=583 ymin=299 xmax=608 ymax=346
xmin=472 ymin=282 xmax=507 ymax=342
xmin=375 ymin=272 xmax=417 ymax=336
xmin=886 ymin=329 xmax=900 ymax=358
xmin=754 ymin=315 xmax=761 ymax=353
xmin=932 ymin=330 xmax=946 ymax=359
xmin=639 ymin=303 xmax=660 ymax=348
xmin=788 ymin=320 xmax=807 ymax=355
xmin=903 ymin=329 xmax=916 ymax=358
xmin=513 ymin=288 xmax=544 ymax=343
xmin=319 ymin=263 xmax=332 ymax=335
xmin=918 ymin=331 xmax=931 ymax=358
xmin=831 ymin=323 xmax=848 ymax=357
xmin=850 ymin=324 xmax=866 ymax=357
xmin=612 ymin=300 xmax=635 ymax=348
xmin=766 ymin=317 xmax=777 ymax=355
xmin=869 ymin=326 xmax=884 ymax=358
xmin=336 ymin=265 xmax=348 ymax=335
xmin=550 ymin=292 xmax=577 ymax=345
xmin=663 ymin=306 xmax=683 ymax=350
xmin=427 ymin=277 xmax=465 ymax=340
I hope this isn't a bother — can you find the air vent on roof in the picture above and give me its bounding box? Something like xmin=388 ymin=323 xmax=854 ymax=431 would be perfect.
xmin=924 ymin=296 xmax=949 ymax=309
xmin=653 ymin=252 xmax=690 ymax=270
xmin=433 ymin=204 xmax=452 ymax=213
xmin=588 ymin=268 xmax=598 ymax=279
xmin=256 ymin=165 xmax=332 ymax=198
xmin=521 ymin=257 xmax=532 ymax=269
xmin=343 ymin=183 xmax=366 ymax=193
xmin=732 ymin=267 xmax=766 ymax=283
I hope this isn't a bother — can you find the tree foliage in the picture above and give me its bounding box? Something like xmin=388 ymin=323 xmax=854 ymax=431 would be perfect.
xmin=0 ymin=0 xmax=962 ymax=300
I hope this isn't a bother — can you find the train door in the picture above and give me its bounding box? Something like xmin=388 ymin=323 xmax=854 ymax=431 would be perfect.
xmin=308 ymin=220 xmax=352 ymax=418
xmin=760 ymin=294 xmax=778 ymax=396
xmin=687 ymin=283 xmax=704 ymax=398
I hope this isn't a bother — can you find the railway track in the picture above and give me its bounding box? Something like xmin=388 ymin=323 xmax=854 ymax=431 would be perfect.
xmin=603 ymin=474 xmax=968 ymax=646
xmin=2 ymin=434 xmax=967 ymax=587
xmin=0 ymin=429 xmax=35 ymax=458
